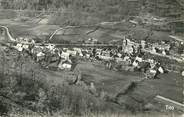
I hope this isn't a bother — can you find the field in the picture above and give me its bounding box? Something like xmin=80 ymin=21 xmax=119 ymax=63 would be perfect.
xmin=41 ymin=61 xmax=183 ymax=114
xmin=75 ymin=62 xmax=183 ymax=102
xmin=0 ymin=10 xmax=174 ymax=44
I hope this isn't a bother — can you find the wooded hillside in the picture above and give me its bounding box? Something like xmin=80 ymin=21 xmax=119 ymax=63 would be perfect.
xmin=0 ymin=0 xmax=144 ymax=21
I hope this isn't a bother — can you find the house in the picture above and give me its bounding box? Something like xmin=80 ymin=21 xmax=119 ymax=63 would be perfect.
xmin=98 ymin=55 xmax=113 ymax=61
xmin=85 ymin=38 xmax=98 ymax=44
xmin=58 ymin=59 xmax=72 ymax=71
xmin=66 ymin=49 xmax=77 ymax=56
xmin=182 ymin=71 xmax=184 ymax=76
xmin=73 ymin=48 xmax=83 ymax=56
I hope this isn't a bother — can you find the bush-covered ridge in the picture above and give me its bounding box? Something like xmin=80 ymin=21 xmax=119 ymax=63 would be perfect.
xmin=0 ymin=48 xmax=125 ymax=116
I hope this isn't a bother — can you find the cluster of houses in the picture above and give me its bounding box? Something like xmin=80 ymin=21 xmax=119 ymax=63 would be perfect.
xmin=16 ymin=42 xmax=77 ymax=70
xmin=1 ymin=23 xmax=182 ymax=78
xmin=9 ymin=35 xmax=184 ymax=79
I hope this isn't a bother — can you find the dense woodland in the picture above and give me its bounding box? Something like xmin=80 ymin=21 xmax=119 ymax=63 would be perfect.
xmin=0 ymin=48 xmax=105 ymax=116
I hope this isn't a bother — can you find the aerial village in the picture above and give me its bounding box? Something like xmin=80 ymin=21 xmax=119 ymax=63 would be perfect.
xmin=0 ymin=0 xmax=184 ymax=116
xmin=1 ymin=16 xmax=184 ymax=80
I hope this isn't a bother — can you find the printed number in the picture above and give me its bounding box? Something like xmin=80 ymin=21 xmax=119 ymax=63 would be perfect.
xmin=165 ymin=105 xmax=174 ymax=110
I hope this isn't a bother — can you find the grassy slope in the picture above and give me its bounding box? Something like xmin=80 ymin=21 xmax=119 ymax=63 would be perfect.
xmin=75 ymin=62 xmax=183 ymax=103
xmin=42 ymin=61 xmax=182 ymax=114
